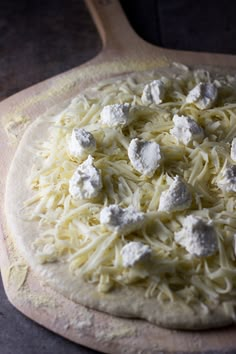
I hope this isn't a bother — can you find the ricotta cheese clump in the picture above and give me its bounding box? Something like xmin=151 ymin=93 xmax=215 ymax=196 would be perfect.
xmin=100 ymin=103 xmax=132 ymax=127
xmin=121 ymin=241 xmax=152 ymax=267
xmin=141 ymin=79 xmax=165 ymax=105
xmin=68 ymin=128 xmax=96 ymax=158
xmin=158 ymin=176 xmax=192 ymax=212
xmin=170 ymin=114 xmax=204 ymax=145
xmin=174 ymin=215 xmax=218 ymax=257
xmin=100 ymin=205 xmax=145 ymax=235
xmin=231 ymin=138 xmax=236 ymax=162
xmin=217 ymin=165 xmax=236 ymax=192
xmin=128 ymin=138 xmax=162 ymax=177
xmin=186 ymin=82 xmax=218 ymax=110
xmin=69 ymin=155 xmax=102 ymax=199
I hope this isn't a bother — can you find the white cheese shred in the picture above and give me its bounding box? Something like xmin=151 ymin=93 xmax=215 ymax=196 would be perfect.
xmin=25 ymin=67 xmax=236 ymax=309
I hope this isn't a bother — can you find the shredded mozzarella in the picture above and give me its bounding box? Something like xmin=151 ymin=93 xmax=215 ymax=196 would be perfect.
xmin=25 ymin=67 xmax=236 ymax=309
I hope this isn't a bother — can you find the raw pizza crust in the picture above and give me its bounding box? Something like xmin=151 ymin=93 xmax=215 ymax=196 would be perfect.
xmin=4 ymin=70 xmax=236 ymax=330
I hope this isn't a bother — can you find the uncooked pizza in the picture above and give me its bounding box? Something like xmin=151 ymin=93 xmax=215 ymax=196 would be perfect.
xmin=5 ymin=64 xmax=236 ymax=329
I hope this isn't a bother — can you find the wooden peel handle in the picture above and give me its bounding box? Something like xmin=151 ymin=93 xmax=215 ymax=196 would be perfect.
xmin=86 ymin=0 xmax=236 ymax=68
xmin=85 ymin=0 xmax=146 ymax=53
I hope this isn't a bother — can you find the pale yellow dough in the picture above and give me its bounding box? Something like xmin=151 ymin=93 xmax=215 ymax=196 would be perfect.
xmin=5 ymin=67 xmax=236 ymax=329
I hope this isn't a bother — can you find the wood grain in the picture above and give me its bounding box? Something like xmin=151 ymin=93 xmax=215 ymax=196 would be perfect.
xmin=1 ymin=0 xmax=236 ymax=352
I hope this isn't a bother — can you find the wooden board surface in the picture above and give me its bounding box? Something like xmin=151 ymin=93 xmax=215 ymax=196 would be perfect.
xmin=1 ymin=0 xmax=236 ymax=352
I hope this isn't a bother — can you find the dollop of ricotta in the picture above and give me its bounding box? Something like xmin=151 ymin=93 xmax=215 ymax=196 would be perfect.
xmin=141 ymin=79 xmax=165 ymax=105
xmin=217 ymin=165 xmax=236 ymax=192
xmin=128 ymin=138 xmax=162 ymax=177
xmin=186 ymin=82 xmax=217 ymax=110
xmin=68 ymin=128 xmax=96 ymax=158
xmin=158 ymin=176 xmax=192 ymax=212
xmin=100 ymin=103 xmax=132 ymax=127
xmin=121 ymin=241 xmax=152 ymax=267
xmin=174 ymin=215 xmax=218 ymax=257
xmin=100 ymin=205 xmax=145 ymax=235
xmin=69 ymin=155 xmax=102 ymax=199
xmin=170 ymin=114 xmax=204 ymax=145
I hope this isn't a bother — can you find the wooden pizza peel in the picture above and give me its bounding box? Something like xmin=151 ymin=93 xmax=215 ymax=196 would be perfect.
xmin=1 ymin=1 xmax=236 ymax=352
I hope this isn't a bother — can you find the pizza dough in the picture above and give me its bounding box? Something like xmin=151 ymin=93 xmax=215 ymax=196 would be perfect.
xmin=5 ymin=65 xmax=236 ymax=329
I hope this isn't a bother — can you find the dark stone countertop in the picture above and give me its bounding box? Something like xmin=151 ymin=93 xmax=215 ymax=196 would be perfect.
xmin=0 ymin=0 xmax=101 ymax=101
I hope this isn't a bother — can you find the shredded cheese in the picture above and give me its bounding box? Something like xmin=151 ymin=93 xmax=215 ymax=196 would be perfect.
xmin=24 ymin=66 xmax=236 ymax=314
